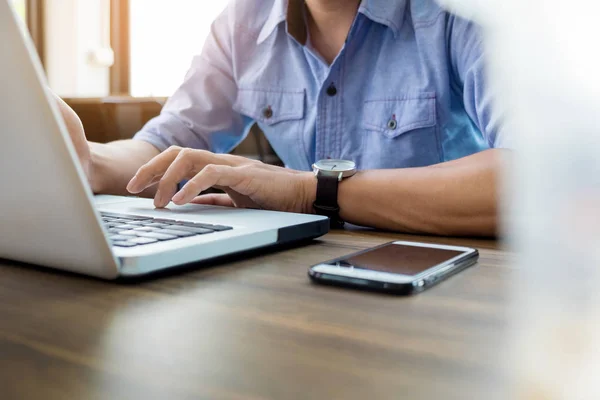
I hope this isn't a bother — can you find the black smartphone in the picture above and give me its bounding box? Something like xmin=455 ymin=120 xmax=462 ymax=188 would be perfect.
xmin=308 ymin=241 xmax=479 ymax=295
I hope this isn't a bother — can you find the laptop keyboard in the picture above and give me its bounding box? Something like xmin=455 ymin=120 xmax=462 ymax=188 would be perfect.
xmin=101 ymin=212 xmax=233 ymax=248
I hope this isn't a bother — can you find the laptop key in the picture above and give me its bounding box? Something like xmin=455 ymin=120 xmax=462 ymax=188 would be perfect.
xmin=208 ymin=225 xmax=233 ymax=232
xmin=124 ymin=220 xmax=147 ymax=226
xmin=138 ymin=220 xmax=158 ymax=226
xmin=177 ymin=222 xmax=233 ymax=231
xmin=177 ymin=222 xmax=216 ymax=230
xmin=119 ymin=230 xmax=140 ymax=236
xmin=100 ymin=213 xmax=153 ymax=221
xmin=101 ymin=212 xmax=129 ymax=218
xmin=115 ymin=224 xmax=141 ymax=230
xmin=108 ymin=228 xmax=123 ymax=234
xmin=113 ymin=241 xmax=138 ymax=247
xmin=145 ymin=223 xmax=172 ymax=228
xmin=157 ymin=229 xmax=196 ymax=237
xmin=110 ymin=235 xmax=132 ymax=241
xmin=129 ymin=237 xmax=159 ymax=245
xmin=167 ymin=225 xmax=213 ymax=235
xmin=133 ymin=227 xmax=155 ymax=232
xmin=135 ymin=232 xmax=178 ymax=241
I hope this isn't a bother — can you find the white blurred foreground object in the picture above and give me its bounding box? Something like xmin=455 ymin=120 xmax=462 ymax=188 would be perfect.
xmin=439 ymin=0 xmax=600 ymax=398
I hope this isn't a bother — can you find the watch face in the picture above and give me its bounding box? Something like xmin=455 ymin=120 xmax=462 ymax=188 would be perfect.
xmin=314 ymin=159 xmax=356 ymax=172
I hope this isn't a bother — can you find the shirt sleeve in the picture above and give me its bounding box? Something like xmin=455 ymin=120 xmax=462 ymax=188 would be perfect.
xmin=134 ymin=6 xmax=253 ymax=153
xmin=447 ymin=15 xmax=510 ymax=149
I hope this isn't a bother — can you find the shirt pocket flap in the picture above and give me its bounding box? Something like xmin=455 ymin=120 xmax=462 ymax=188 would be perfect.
xmin=362 ymin=92 xmax=436 ymax=138
xmin=233 ymin=88 xmax=305 ymax=126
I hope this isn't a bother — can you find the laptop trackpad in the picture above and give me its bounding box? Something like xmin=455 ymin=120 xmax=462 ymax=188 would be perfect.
xmin=94 ymin=195 xmax=266 ymax=227
xmin=94 ymin=195 xmax=227 ymax=216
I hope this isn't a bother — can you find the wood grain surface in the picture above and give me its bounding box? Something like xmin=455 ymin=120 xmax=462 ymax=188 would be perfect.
xmin=0 ymin=229 xmax=512 ymax=400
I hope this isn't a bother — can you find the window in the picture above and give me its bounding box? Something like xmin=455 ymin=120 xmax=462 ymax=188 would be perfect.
xmin=44 ymin=0 xmax=112 ymax=97
xmin=37 ymin=0 xmax=227 ymax=97
xmin=129 ymin=0 xmax=228 ymax=97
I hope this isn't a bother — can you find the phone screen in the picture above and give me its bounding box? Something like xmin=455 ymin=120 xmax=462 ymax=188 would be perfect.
xmin=332 ymin=243 xmax=466 ymax=276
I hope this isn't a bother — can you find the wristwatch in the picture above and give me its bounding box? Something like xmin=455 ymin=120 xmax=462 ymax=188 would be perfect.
xmin=312 ymin=159 xmax=357 ymax=228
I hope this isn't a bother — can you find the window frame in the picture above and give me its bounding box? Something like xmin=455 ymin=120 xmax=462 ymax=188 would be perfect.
xmin=25 ymin=0 xmax=45 ymax=65
xmin=109 ymin=0 xmax=130 ymax=95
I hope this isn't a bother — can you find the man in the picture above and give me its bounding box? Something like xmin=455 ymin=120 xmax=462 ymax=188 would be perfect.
xmin=56 ymin=0 xmax=506 ymax=236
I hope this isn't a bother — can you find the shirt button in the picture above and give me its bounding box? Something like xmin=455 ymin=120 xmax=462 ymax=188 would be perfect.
xmin=387 ymin=119 xmax=398 ymax=130
xmin=326 ymin=84 xmax=337 ymax=97
xmin=262 ymin=106 xmax=273 ymax=119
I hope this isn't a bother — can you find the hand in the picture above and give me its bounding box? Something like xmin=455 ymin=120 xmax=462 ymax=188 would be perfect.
xmin=126 ymin=146 xmax=317 ymax=214
xmin=48 ymin=90 xmax=93 ymax=184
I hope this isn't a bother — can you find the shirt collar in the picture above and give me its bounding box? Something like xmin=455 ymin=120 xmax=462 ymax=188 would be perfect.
xmin=256 ymin=0 xmax=407 ymax=45
xmin=257 ymin=0 xmax=306 ymax=45
xmin=359 ymin=0 xmax=407 ymax=37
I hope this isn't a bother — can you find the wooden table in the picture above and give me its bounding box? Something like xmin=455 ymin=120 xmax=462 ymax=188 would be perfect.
xmin=0 ymin=230 xmax=511 ymax=400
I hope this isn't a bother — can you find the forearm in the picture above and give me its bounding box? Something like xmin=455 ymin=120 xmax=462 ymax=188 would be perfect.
xmin=337 ymin=149 xmax=505 ymax=237
xmin=89 ymin=139 xmax=160 ymax=196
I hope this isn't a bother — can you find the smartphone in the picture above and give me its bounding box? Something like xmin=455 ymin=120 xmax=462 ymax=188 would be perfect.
xmin=308 ymin=241 xmax=479 ymax=295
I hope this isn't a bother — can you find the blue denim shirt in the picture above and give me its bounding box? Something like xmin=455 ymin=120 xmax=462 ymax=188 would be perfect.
xmin=135 ymin=0 xmax=505 ymax=171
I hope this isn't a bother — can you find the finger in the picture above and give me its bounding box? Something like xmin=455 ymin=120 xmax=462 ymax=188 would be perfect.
xmin=130 ymin=173 xmax=165 ymax=193
xmin=127 ymin=146 xmax=181 ymax=193
xmin=171 ymin=164 xmax=252 ymax=205
xmin=211 ymin=153 xmax=264 ymax=168
xmin=153 ymin=149 xmax=238 ymax=207
xmin=145 ymin=174 xmax=165 ymax=188
xmin=136 ymin=150 xmax=256 ymax=196
xmin=154 ymin=148 xmax=199 ymax=208
xmin=189 ymin=193 xmax=235 ymax=207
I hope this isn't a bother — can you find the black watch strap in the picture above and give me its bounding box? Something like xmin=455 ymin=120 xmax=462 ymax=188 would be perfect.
xmin=313 ymin=172 xmax=344 ymax=229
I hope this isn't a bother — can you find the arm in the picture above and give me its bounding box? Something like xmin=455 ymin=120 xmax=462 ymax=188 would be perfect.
xmin=335 ymin=17 xmax=506 ymax=236
xmin=125 ymin=148 xmax=503 ymax=237
xmin=448 ymin=14 xmax=507 ymax=148
xmin=334 ymin=16 xmax=505 ymax=236
xmin=333 ymin=15 xmax=505 ymax=236
xmin=337 ymin=149 xmax=503 ymax=237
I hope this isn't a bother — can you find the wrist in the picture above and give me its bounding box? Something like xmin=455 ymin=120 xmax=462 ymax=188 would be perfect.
xmin=310 ymin=160 xmax=357 ymax=227
xmin=87 ymin=143 xmax=103 ymax=194
xmin=300 ymin=171 xmax=317 ymax=214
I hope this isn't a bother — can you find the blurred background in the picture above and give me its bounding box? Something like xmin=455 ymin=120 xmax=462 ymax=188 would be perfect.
xmin=11 ymin=1 xmax=600 ymax=398
xmin=11 ymin=0 xmax=279 ymax=163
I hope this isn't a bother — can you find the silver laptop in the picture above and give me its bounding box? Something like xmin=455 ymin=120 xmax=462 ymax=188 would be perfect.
xmin=0 ymin=1 xmax=329 ymax=279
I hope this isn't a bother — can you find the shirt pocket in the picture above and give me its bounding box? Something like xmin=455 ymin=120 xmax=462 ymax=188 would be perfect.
xmin=233 ymin=88 xmax=305 ymax=125
xmin=362 ymin=92 xmax=436 ymax=138
xmin=232 ymin=88 xmax=307 ymax=168
xmin=360 ymin=92 xmax=440 ymax=168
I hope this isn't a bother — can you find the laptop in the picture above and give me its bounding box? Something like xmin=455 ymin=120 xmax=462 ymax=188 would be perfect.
xmin=0 ymin=1 xmax=329 ymax=279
